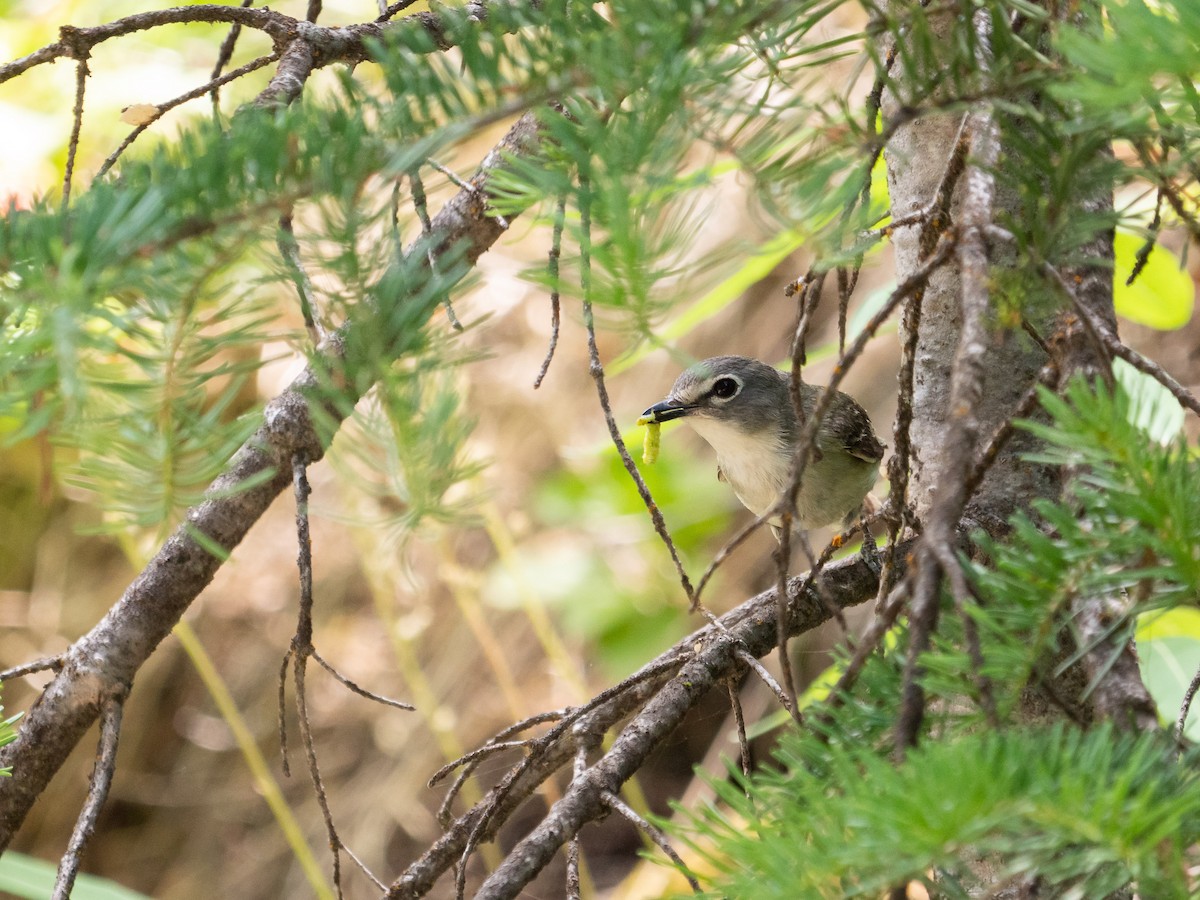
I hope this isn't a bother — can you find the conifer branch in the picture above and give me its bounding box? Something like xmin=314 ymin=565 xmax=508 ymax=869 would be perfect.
xmin=0 ymin=110 xmax=544 ymax=851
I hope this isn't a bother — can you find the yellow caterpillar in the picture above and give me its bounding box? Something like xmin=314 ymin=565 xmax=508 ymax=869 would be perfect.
xmin=635 ymin=415 xmax=661 ymax=465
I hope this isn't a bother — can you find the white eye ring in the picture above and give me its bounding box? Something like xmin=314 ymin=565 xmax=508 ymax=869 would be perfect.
xmin=710 ymin=375 xmax=742 ymax=401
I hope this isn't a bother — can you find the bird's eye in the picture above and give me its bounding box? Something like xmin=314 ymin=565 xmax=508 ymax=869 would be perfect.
xmin=711 ymin=377 xmax=740 ymax=400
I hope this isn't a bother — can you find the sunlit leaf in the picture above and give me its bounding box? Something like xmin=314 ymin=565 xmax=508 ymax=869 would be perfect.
xmin=1113 ymin=231 xmax=1194 ymax=331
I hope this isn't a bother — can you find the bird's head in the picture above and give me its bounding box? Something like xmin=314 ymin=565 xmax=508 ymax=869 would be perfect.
xmin=640 ymin=356 xmax=790 ymax=436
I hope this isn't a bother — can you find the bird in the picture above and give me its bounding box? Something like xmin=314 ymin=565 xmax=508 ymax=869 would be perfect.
xmin=640 ymin=355 xmax=884 ymax=536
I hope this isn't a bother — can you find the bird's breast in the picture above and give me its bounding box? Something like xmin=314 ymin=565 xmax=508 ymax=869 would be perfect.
xmin=688 ymin=418 xmax=878 ymax=530
xmin=688 ymin=419 xmax=791 ymax=519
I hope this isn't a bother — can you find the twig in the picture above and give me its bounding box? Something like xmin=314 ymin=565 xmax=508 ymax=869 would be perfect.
xmin=377 ymin=0 xmax=423 ymax=22
xmin=726 ymin=679 xmax=751 ymax=778
xmin=0 ymin=657 xmax=63 ymax=681
xmin=51 ymin=696 xmax=124 ymax=900
xmin=465 ymin=550 xmax=895 ymax=900
xmin=97 ymin=53 xmax=278 ymax=180
xmin=450 ymin=653 xmax=689 ymax=900
xmin=435 ymin=710 xmax=566 ymax=825
xmin=577 ymin=177 xmax=695 ymax=605
xmin=388 ymin=545 xmax=899 ymax=899
xmin=61 ymin=57 xmax=89 ymax=214
xmin=344 ymin=843 xmax=385 ymax=891
xmin=289 ymin=455 xmax=344 ymax=898
xmin=277 ymin=211 xmax=325 ymax=344
xmin=435 ymin=712 xmax=569 ymax=792
xmin=533 ymin=194 xmax=567 ymax=389
xmin=411 ymin=166 xmax=464 ymax=331
xmin=962 ymin=359 xmax=1059 ymax=500
xmin=827 ymin=579 xmax=909 ymax=705
xmin=277 ymin=647 xmax=294 ymax=776
xmin=310 ymin=649 xmax=414 ymax=711
xmin=1047 ymin=263 xmax=1200 ymax=419
xmin=602 ymin=791 xmax=702 ymax=893
xmin=1176 ymin=663 xmax=1200 ymax=745
xmin=209 ymin=0 xmax=256 ymax=111
xmin=293 ymin=648 xmax=342 ymax=897
xmin=1108 ymin=339 xmax=1200 ymax=419
xmin=773 ymin=273 xmax=827 ymax=715
xmin=429 ymin=742 xmax=528 ymax=786
xmin=565 ymin=741 xmax=588 ymax=900
xmin=1126 ymin=188 xmax=1164 ymax=287
xmin=736 ymin=648 xmax=798 ymax=722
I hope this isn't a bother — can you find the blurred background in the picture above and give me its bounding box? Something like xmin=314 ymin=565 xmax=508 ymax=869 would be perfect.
xmin=1 ymin=1 xmax=1197 ymax=897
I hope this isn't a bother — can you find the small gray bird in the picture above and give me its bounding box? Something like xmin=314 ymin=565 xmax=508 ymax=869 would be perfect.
xmin=641 ymin=356 xmax=884 ymax=533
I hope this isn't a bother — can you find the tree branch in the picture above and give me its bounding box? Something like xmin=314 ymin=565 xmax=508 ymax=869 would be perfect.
xmin=465 ymin=547 xmax=901 ymax=900
xmin=0 ymin=0 xmax=535 ymax=85
xmin=0 ymin=110 xmax=544 ymax=850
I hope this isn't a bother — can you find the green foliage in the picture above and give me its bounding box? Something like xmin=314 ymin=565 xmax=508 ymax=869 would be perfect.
xmin=327 ymin=350 xmax=486 ymax=542
xmin=680 ymin=725 xmax=1200 ymax=899
xmin=0 ymin=851 xmax=150 ymax=900
xmin=923 ymin=377 xmax=1199 ymax=721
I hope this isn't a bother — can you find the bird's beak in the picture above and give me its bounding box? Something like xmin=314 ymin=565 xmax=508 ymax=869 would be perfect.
xmin=639 ymin=398 xmax=692 ymax=424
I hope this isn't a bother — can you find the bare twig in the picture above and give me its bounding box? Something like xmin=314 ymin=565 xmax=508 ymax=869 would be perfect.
xmin=287 ymin=455 xmax=345 ymax=897
xmin=61 ymin=58 xmax=89 ymax=214
xmin=726 ymin=679 xmax=751 ymax=778
xmin=435 ymin=710 xmax=566 ymax=825
xmin=310 ymin=649 xmax=414 ymax=711
xmin=51 ymin=696 xmax=124 ymax=900
xmin=0 ymin=657 xmax=63 ymax=681
xmin=602 ymin=791 xmax=702 ymax=893
xmin=1176 ymin=663 xmax=1200 ymax=745
xmin=448 ymin=652 xmax=689 ymax=900
xmin=772 ymin=273 xmax=827 ymax=714
xmin=209 ymin=0 xmax=256 ymax=111
xmin=1126 ymin=188 xmax=1164 ymax=287
xmin=429 ymin=742 xmax=528 ymax=786
xmin=1 ymin=0 xmax=535 ymax=86
xmin=1046 ymin=264 xmax=1200 ymax=419
xmin=1108 ymin=339 xmax=1200 ymax=420
xmin=735 ymin=647 xmax=798 ymax=722
xmin=411 ymin=166 xmax=464 ymax=331
xmin=376 ymin=0 xmax=423 ymax=22
xmin=533 ymin=194 xmax=567 ymax=389
xmin=278 ymin=211 xmax=325 ymax=344
xmin=962 ymin=359 xmax=1059 ymax=500
xmin=387 ymin=544 xmax=902 ymax=899
xmin=565 ymin=739 xmax=589 ymax=900
xmin=97 ymin=53 xmax=278 ymax=180
xmin=578 ymin=177 xmax=695 ymax=606
xmin=277 ymin=647 xmax=294 ymax=776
